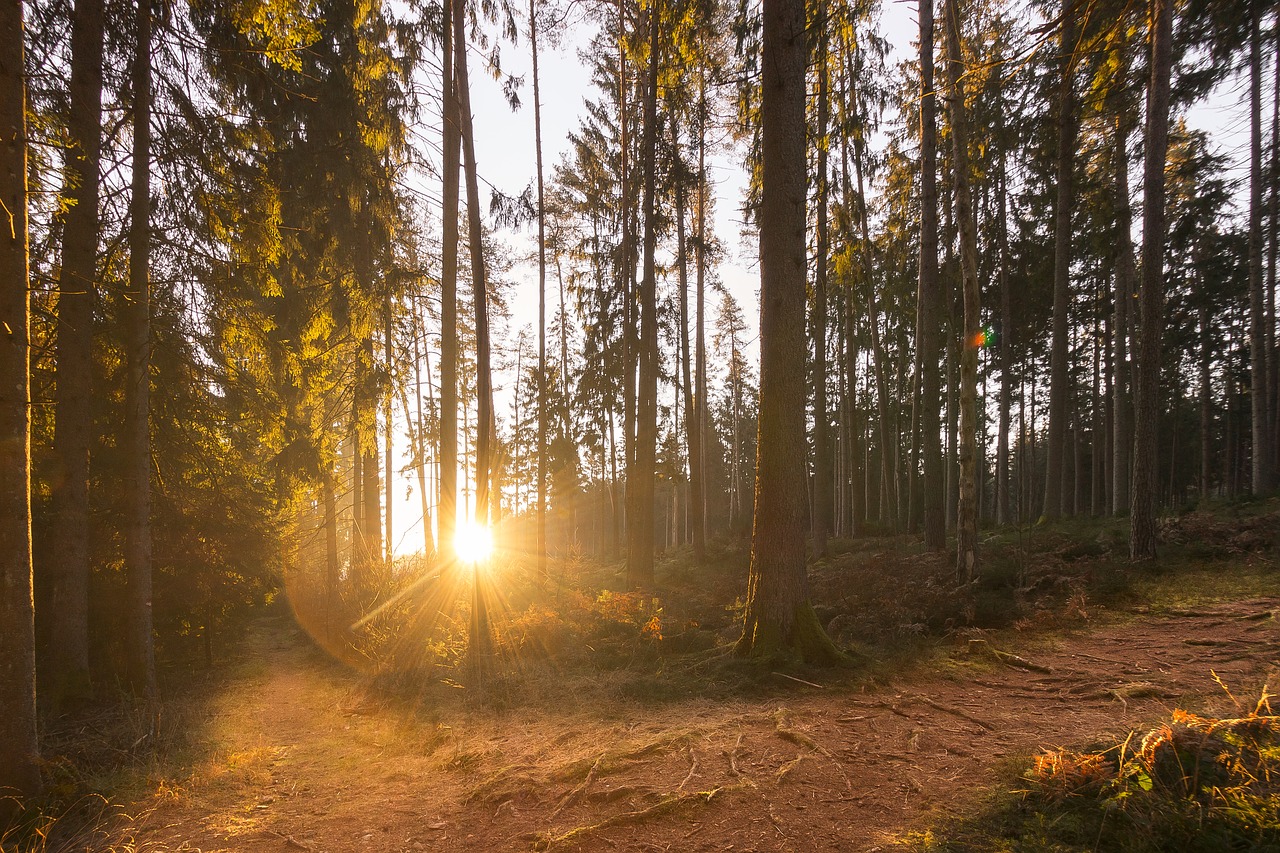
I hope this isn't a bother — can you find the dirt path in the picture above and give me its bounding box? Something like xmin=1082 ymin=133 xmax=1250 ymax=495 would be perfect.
xmin=132 ymin=600 xmax=1280 ymax=853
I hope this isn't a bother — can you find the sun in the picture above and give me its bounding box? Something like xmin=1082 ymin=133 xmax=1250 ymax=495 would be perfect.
xmin=454 ymin=521 xmax=494 ymax=564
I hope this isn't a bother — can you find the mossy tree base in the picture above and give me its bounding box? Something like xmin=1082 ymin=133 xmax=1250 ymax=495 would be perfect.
xmin=735 ymin=601 xmax=846 ymax=667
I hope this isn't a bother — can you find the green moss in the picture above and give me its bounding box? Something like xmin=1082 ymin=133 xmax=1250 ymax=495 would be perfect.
xmin=735 ymin=601 xmax=847 ymax=666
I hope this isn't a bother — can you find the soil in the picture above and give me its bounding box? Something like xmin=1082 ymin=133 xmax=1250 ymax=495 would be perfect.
xmin=125 ymin=598 xmax=1279 ymax=853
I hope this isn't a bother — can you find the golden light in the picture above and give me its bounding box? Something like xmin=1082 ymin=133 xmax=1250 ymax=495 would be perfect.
xmin=454 ymin=521 xmax=494 ymax=564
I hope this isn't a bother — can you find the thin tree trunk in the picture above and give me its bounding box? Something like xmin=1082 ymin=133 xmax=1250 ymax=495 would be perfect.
xmin=49 ymin=0 xmax=104 ymax=707
xmin=675 ymin=124 xmax=702 ymax=560
xmin=943 ymin=0 xmax=980 ymax=580
xmin=1199 ymin=307 xmax=1212 ymax=499
xmin=692 ymin=71 xmax=708 ymax=559
xmin=1130 ymin=0 xmax=1172 ymax=560
xmin=1249 ymin=2 xmax=1273 ymax=494
xmin=1112 ymin=117 xmax=1135 ymax=516
xmin=323 ymin=470 xmax=339 ymax=641
xmin=1269 ymin=24 xmax=1279 ymax=475
xmin=627 ymin=0 xmax=660 ymax=588
xmin=996 ymin=149 xmax=1013 ymax=525
xmin=851 ymin=107 xmax=895 ymax=530
xmin=619 ymin=0 xmax=637 ymax=556
xmin=812 ymin=20 xmax=831 ymax=558
xmin=124 ymin=0 xmax=157 ymax=701
xmin=439 ymin=0 xmax=460 ymax=563
xmin=1043 ymin=0 xmax=1077 ymax=521
xmin=919 ymin=0 xmax=944 ymax=548
xmin=1091 ymin=301 xmax=1103 ymax=515
xmin=384 ymin=298 xmax=394 ymax=563
xmin=412 ymin=319 xmax=434 ymax=554
xmin=455 ymin=3 xmax=491 ymax=524
xmin=0 ymin=0 xmax=41 ymax=805
xmin=454 ymin=1 xmax=494 ymax=674
xmin=531 ymin=0 xmax=548 ymax=578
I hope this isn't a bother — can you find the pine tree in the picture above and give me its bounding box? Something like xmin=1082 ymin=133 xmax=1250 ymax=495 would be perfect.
xmin=0 ymin=0 xmax=41 ymax=809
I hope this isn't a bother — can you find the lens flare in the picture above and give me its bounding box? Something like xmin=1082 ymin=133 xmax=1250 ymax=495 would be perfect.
xmin=455 ymin=521 xmax=494 ymax=564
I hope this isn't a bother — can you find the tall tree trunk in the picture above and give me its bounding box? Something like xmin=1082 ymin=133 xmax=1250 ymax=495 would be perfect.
xmin=1130 ymin=0 xmax=1172 ymax=560
xmin=1269 ymin=23 xmax=1279 ymax=475
xmin=627 ymin=0 xmax=660 ymax=588
xmin=1043 ymin=0 xmax=1077 ymax=522
xmin=675 ymin=125 xmax=703 ymax=561
xmin=1200 ymin=305 xmax=1212 ymax=498
xmin=48 ymin=0 xmax=104 ymax=707
xmin=359 ymin=337 xmax=381 ymax=567
xmin=996 ymin=149 xmax=1013 ymax=524
xmin=619 ymin=0 xmax=637 ymax=557
xmin=532 ymin=0 xmax=548 ymax=577
xmin=1112 ymin=116 xmax=1135 ymax=516
xmin=438 ymin=0 xmax=461 ymax=563
xmin=124 ymin=0 xmax=157 ymax=701
xmin=1091 ymin=302 xmax=1103 ymax=515
xmin=919 ymin=0 xmax=944 ymax=548
xmin=1249 ymin=1 xmax=1274 ymax=494
xmin=692 ymin=71 xmax=709 ymax=560
xmin=736 ymin=0 xmax=838 ymax=663
xmin=455 ymin=2 xmax=492 ymax=527
xmin=454 ymin=1 xmax=494 ymax=674
xmin=323 ymin=470 xmax=339 ymax=641
xmin=384 ymin=298 xmax=394 ymax=563
xmin=850 ymin=103 xmax=895 ymax=529
xmin=412 ymin=319 xmax=434 ymax=554
xmin=812 ymin=20 xmax=831 ymax=558
xmin=0 ymin=0 xmax=41 ymax=806
xmin=943 ymin=0 xmax=980 ymax=580
xmin=837 ymin=98 xmax=862 ymax=537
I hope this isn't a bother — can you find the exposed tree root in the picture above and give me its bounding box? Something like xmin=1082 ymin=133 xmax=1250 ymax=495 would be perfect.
xmin=968 ymin=639 xmax=1052 ymax=673
xmin=771 ymin=709 xmax=832 ymax=757
xmin=531 ymin=786 xmax=736 ymax=851
xmin=775 ymin=753 xmax=804 ymax=784
xmin=551 ymin=753 xmax=603 ymax=817
xmin=911 ymin=694 xmax=995 ymax=731
xmin=677 ymin=749 xmax=700 ymax=791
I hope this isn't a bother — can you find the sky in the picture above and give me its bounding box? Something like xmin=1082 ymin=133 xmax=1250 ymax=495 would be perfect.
xmin=386 ymin=0 xmax=1259 ymax=557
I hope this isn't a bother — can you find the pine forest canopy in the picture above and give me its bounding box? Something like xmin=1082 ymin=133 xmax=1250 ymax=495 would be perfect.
xmin=0 ymin=0 xmax=1277 ymax=808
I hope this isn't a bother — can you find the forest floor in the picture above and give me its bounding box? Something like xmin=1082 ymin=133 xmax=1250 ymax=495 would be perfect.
xmin=111 ymin=585 xmax=1279 ymax=852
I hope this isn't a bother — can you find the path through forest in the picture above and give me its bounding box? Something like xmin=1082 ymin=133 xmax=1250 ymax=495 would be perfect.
xmin=130 ymin=599 xmax=1279 ymax=852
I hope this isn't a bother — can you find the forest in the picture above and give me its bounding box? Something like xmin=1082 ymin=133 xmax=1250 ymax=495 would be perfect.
xmin=1 ymin=0 xmax=1279 ymax=844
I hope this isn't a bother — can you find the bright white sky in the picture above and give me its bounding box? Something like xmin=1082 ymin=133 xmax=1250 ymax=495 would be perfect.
xmin=388 ymin=0 xmax=1257 ymax=556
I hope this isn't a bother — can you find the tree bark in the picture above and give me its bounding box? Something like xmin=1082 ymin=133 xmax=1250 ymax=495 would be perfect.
xmin=996 ymin=148 xmax=1013 ymax=524
xmin=1199 ymin=305 xmax=1212 ymax=499
xmin=736 ymin=0 xmax=839 ymax=663
xmin=943 ymin=0 xmax=980 ymax=580
xmin=1249 ymin=1 xmax=1273 ymax=494
xmin=453 ymin=2 xmax=494 ymax=672
xmin=919 ymin=0 xmax=944 ymax=548
xmin=1130 ymin=0 xmax=1172 ymax=560
xmin=532 ymin=0 xmax=548 ymax=577
xmin=627 ymin=0 xmax=660 ymax=588
xmin=692 ymin=72 xmax=709 ymax=560
xmin=812 ymin=19 xmax=831 ymax=558
xmin=125 ymin=0 xmax=157 ymax=701
xmin=675 ymin=122 xmax=704 ymax=562
xmin=0 ymin=0 xmax=41 ymax=808
xmin=1043 ymin=0 xmax=1077 ymax=522
xmin=438 ymin=0 xmax=461 ymax=563
xmin=48 ymin=0 xmax=104 ymax=707
xmin=1112 ymin=115 xmax=1135 ymax=516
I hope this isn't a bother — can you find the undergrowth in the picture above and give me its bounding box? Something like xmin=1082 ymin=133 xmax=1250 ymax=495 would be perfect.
xmin=900 ymin=691 xmax=1280 ymax=852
